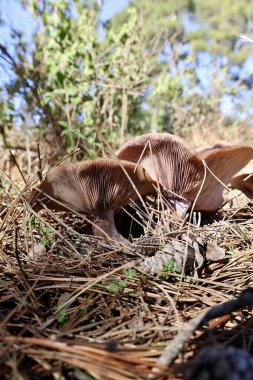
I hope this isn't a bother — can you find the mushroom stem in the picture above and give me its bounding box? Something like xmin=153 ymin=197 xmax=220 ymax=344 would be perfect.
xmin=156 ymin=198 xmax=191 ymax=233
xmin=92 ymin=210 xmax=128 ymax=244
xmin=168 ymin=198 xmax=192 ymax=218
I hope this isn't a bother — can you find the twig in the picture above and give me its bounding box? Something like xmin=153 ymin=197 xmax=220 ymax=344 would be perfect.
xmin=150 ymin=287 xmax=253 ymax=378
xmin=9 ymin=150 xmax=27 ymax=184
xmin=14 ymin=227 xmax=41 ymax=315
xmin=37 ymin=144 xmax=43 ymax=182
xmin=14 ymin=227 xmax=29 ymax=283
xmin=236 ymin=33 xmax=253 ymax=44
xmin=3 ymin=144 xmax=37 ymax=152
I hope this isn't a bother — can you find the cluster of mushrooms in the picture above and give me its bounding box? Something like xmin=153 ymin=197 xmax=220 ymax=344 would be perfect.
xmin=30 ymin=133 xmax=253 ymax=243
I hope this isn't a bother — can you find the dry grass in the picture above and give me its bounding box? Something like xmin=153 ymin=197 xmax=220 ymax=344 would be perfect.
xmin=0 ymin=145 xmax=253 ymax=380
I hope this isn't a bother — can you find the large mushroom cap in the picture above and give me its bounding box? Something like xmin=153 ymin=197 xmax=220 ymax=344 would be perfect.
xmin=116 ymin=133 xmax=253 ymax=213
xmin=30 ymin=158 xmax=156 ymax=242
xmin=186 ymin=146 xmax=253 ymax=211
xmin=30 ymin=158 xmax=156 ymax=214
xmin=116 ymin=133 xmax=200 ymax=198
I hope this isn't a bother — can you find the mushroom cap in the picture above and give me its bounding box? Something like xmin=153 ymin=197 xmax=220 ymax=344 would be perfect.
xmin=186 ymin=146 xmax=253 ymax=211
xmin=197 ymin=141 xmax=235 ymax=159
xmin=116 ymin=133 xmax=253 ymax=212
xmin=116 ymin=133 xmax=200 ymax=197
xmin=230 ymin=172 xmax=253 ymax=199
xmin=30 ymin=158 xmax=156 ymax=215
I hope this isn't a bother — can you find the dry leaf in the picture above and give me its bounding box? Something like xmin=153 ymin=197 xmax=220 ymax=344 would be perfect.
xmin=206 ymin=241 xmax=226 ymax=261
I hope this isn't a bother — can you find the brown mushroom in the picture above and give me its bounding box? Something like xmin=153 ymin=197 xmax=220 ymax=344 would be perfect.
xmin=187 ymin=146 xmax=253 ymax=211
xmin=197 ymin=141 xmax=234 ymax=159
xmin=197 ymin=142 xmax=253 ymax=203
xmin=116 ymin=133 xmax=253 ymax=215
xmin=30 ymin=158 xmax=156 ymax=243
xmin=230 ymin=172 xmax=253 ymax=199
xmin=116 ymin=133 xmax=201 ymax=217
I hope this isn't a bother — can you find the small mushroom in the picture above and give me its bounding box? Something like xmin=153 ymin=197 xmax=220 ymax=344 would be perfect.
xmin=116 ymin=133 xmax=253 ymax=215
xmin=30 ymin=158 xmax=156 ymax=243
xmin=230 ymin=172 xmax=253 ymax=199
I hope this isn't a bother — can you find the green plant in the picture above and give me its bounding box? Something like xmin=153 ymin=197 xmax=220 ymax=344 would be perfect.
xmin=40 ymin=225 xmax=54 ymax=246
xmin=29 ymin=216 xmax=54 ymax=246
xmin=1 ymin=0 xmax=253 ymax=154
xmin=57 ymin=309 xmax=67 ymax=324
xmin=30 ymin=215 xmax=39 ymax=229
xmin=107 ymin=279 xmax=127 ymax=294
xmin=123 ymin=268 xmax=138 ymax=280
xmin=158 ymin=259 xmax=181 ymax=281
xmin=72 ymin=369 xmax=96 ymax=380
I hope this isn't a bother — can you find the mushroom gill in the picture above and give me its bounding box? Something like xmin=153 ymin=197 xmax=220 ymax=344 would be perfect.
xmin=116 ymin=133 xmax=253 ymax=216
xmin=186 ymin=146 xmax=253 ymax=211
xmin=29 ymin=158 xmax=156 ymax=243
xmin=197 ymin=142 xmax=253 ymax=203
xmin=116 ymin=133 xmax=201 ymax=217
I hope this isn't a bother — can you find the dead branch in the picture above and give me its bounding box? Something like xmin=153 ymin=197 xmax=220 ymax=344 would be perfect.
xmin=150 ymin=287 xmax=253 ymax=378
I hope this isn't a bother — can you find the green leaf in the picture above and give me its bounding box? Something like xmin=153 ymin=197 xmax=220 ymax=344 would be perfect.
xmin=56 ymin=71 xmax=65 ymax=86
xmin=124 ymin=268 xmax=137 ymax=279
xmin=58 ymin=120 xmax=69 ymax=128
xmin=42 ymin=92 xmax=53 ymax=104
xmin=107 ymin=282 xmax=119 ymax=294
xmin=57 ymin=310 xmax=67 ymax=324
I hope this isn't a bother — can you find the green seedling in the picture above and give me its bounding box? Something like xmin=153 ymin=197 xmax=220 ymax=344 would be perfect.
xmin=30 ymin=215 xmax=39 ymax=229
xmin=57 ymin=309 xmax=67 ymax=324
xmin=158 ymin=259 xmax=181 ymax=281
xmin=40 ymin=225 xmax=54 ymax=246
xmin=123 ymin=268 xmax=137 ymax=279
xmin=107 ymin=279 xmax=127 ymax=294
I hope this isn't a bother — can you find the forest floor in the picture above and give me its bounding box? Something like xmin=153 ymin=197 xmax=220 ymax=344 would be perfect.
xmin=1 ymin=138 xmax=253 ymax=380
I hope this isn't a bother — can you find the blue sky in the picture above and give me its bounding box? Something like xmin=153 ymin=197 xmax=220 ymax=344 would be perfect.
xmin=101 ymin=0 xmax=129 ymax=20
xmin=0 ymin=0 xmax=129 ymax=42
xmin=0 ymin=0 xmax=129 ymax=83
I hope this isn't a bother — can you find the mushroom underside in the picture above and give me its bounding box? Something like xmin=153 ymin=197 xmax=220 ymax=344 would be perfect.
xmin=30 ymin=159 xmax=156 ymax=243
xmin=117 ymin=134 xmax=253 ymax=215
